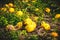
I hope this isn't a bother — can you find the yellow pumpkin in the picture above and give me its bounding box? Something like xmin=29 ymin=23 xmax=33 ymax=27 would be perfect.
xmin=5 ymin=4 xmax=9 ymax=7
xmin=24 ymin=18 xmax=33 ymax=25
xmin=55 ymin=14 xmax=60 ymax=18
xmin=44 ymin=23 xmax=50 ymax=30
xmin=9 ymin=8 xmax=15 ymax=13
xmin=51 ymin=32 xmax=58 ymax=37
xmin=8 ymin=3 xmax=14 ymax=7
xmin=25 ymin=22 xmax=36 ymax=32
xmin=1 ymin=8 xmax=7 ymax=11
xmin=45 ymin=8 xmax=50 ymax=13
xmin=16 ymin=11 xmax=23 ymax=16
xmin=15 ymin=22 xmax=23 ymax=30
xmin=35 ymin=8 xmax=39 ymax=11
xmin=41 ymin=21 xmax=50 ymax=30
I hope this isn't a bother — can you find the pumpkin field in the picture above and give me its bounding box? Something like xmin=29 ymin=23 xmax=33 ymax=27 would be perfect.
xmin=0 ymin=0 xmax=60 ymax=40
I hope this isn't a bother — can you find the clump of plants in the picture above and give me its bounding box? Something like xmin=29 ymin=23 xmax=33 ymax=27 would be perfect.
xmin=0 ymin=0 xmax=60 ymax=40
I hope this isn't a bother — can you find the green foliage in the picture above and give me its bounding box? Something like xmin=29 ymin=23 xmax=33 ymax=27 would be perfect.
xmin=0 ymin=16 xmax=8 ymax=28
xmin=0 ymin=9 xmax=28 ymax=27
xmin=6 ymin=31 xmax=19 ymax=40
xmin=5 ymin=30 xmax=27 ymax=40
xmin=27 ymin=35 xmax=38 ymax=40
xmin=0 ymin=12 xmax=23 ymax=26
xmin=20 ymin=30 xmax=27 ymax=36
